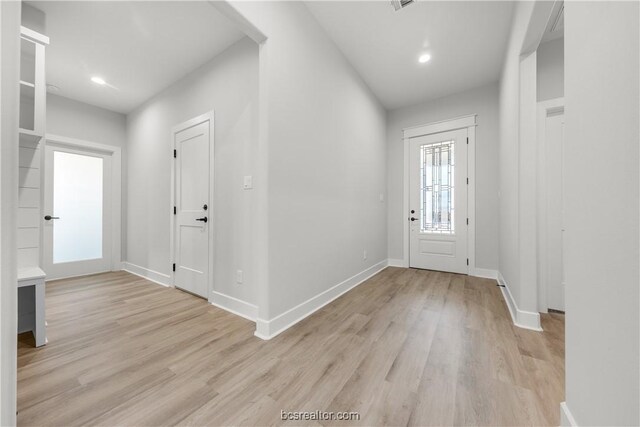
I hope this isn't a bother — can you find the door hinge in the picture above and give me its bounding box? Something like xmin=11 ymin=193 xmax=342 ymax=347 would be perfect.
xmin=466 ymin=218 xmax=469 ymax=225
xmin=173 ymin=149 xmax=177 ymax=158
xmin=466 ymin=177 xmax=469 ymax=185
xmin=173 ymin=206 xmax=176 ymax=215
xmin=466 ymin=137 xmax=469 ymax=144
xmin=466 ymin=258 xmax=469 ymax=266
xmin=172 ymin=263 xmax=176 ymax=272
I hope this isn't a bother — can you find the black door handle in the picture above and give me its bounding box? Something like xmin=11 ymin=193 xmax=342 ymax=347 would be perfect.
xmin=44 ymin=215 xmax=60 ymax=220
xmin=196 ymin=217 xmax=208 ymax=223
xmin=410 ymin=217 xmax=418 ymax=222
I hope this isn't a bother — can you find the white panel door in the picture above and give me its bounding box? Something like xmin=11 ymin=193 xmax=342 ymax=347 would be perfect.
xmin=545 ymin=111 xmax=565 ymax=311
xmin=174 ymin=120 xmax=210 ymax=298
xmin=43 ymin=145 xmax=112 ymax=279
xmin=409 ymin=128 xmax=468 ymax=274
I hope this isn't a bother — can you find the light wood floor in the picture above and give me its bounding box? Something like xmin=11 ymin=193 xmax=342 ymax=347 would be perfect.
xmin=17 ymin=268 xmax=564 ymax=426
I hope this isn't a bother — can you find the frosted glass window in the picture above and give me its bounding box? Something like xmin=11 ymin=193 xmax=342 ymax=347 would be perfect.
xmin=53 ymin=151 xmax=103 ymax=263
xmin=420 ymin=140 xmax=455 ymax=234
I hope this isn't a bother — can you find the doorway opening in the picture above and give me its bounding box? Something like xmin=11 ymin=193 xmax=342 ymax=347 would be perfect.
xmin=42 ymin=137 xmax=121 ymax=280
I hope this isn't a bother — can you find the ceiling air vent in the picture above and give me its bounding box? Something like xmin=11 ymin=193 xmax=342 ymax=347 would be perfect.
xmin=391 ymin=0 xmax=415 ymax=12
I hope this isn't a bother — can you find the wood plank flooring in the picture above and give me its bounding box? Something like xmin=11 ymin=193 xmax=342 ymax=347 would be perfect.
xmin=17 ymin=268 xmax=564 ymax=426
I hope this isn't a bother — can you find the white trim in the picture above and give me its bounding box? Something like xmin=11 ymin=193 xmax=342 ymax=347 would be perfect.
xmin=122 ymin=262 xmax=171 ymax=288
xmin=46 ymin=134 xmax=120 ymax=155
xmin=44 ymin=135 xmax=122 ymax=276
xmin=402 ymin=115 xmax=477 ymax=273
xmin=498 ymin=272 xmax=543 ymax=331
xmin=207 ymin=1 xmax=267 ymax=44
xmin=210 ymin=291 xmax=258 ymax=322
xmin=387 ymin=258 xmax=406 ymax=268
xmin=472 ymin=268 xmax=498 ymax=280
xmin=467 ymin=124 xmax=477 ymax=275
xmin=560 ymin=402 xmax=578 ymax=426
xmin=255 ymin=260 xmax=389 ymax=340
xmin=536 ymin=97 xmax=565 ymax=313
xmin=402 ymin=114 xmax=476 ymax=139
xmin=20 ymin=26 xmax=49 ymax=45
xmin=169 ymin=111 xmax=215 ymax=301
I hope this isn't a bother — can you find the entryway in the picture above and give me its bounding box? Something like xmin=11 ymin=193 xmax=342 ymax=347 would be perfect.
xmin=404 ymin=115 xmax=476 ymax=275
xmin=42 ymin=137 xmax=121 ymax=280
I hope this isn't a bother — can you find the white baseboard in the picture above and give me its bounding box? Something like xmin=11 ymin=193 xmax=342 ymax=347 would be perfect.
xmin=210 ymin=291 xmax=258 ymax=322
xmin=387 ymin=258 xmax=406 ymax=268
xmin=472 ymin=268 xmax=498 ymax=280
xmin=255 ymin=259 xmax=389 ymax=340
xmin=560 ymin=402 xmax=578 ymax=426
xmin=497 ymin=271 xmax=542 ymax=331
xmin=122 ymin=262 xmax=171 ymax=287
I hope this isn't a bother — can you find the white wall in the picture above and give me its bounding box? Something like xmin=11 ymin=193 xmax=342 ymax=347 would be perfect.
xmin=126 ymin=37 xmax=259 ymax=306
xmin=386 ymin=83 xmax=500 ymax=270
xmin=498 ymin=1 xmax=548 ymax=320
xmin=563 ymin=2 xmax=639 ymax=425
xmin=0 ymin=2 xmax=21 ymax=424
xmin=499 ymin=1 xmax=529 ymax=310
xmin=227 ymin=2 xmax=387 ymax=329
xmin=47 ymin=94 xmax=126 ymax=148
xmin=537 ymin=37 xmax=564 ymax=102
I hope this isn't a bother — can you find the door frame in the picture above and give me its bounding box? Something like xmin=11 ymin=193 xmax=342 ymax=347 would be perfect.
xmin=169 ymin=111 xmax=215 ymax=301
xmin=402 ymin=114 xmax=477 ymax=274
xmin=536 ymin=97 xmax=565 ymax=313
xmin=43 ymin=134 xmax=122 ymax=277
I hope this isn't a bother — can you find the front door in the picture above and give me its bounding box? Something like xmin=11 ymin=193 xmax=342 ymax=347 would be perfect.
xmin=409 ymin=128 xmax=468 ymax=274
xmin=43 ymin=145 xmax=112 ymax=279
xmin=173 ymin=118 xmax=211 ymax=299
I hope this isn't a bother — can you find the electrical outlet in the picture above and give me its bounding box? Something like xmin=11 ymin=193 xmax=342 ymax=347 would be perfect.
xmin=243 ymin=175 xmax=253 ymax=189
xmin=363 ymin=250 xmax=367 ymax=260
xmin=236 ymin=270 xmax=243 ymax=284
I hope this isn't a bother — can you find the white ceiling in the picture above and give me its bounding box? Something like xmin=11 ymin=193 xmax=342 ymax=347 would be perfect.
xmin=29 ymin=1 xmax=245 ymax=114
xmin=306 ymin=1 xmax=514 ymax=110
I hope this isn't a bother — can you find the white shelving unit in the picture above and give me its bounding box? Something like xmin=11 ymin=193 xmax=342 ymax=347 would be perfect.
xmin=19 ymin=25 xmax=48 ymax=143
xmin=18 ymin=25 xmax=49 ymax=347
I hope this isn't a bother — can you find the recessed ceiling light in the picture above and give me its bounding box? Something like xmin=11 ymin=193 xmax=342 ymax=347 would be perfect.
xmin=91 ymin=76 xmax=106 ymax=85
xmin=418 ymin=53 xmax=431 ymax=64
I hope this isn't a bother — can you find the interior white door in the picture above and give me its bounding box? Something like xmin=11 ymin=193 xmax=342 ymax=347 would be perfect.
xmin=173 ymin=119 xmax=211 ymax=299
xmin=43 ymin=145 xmax=112 ymax=279
xmin=545 ymin=110 xmax=565 ymax=311
xmin=409 ymin=128 xmax=468 ymax=274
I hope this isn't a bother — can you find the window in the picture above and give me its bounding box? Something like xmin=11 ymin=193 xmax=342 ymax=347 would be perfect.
xmin=420 ymin=140 xmax=455 ymax=234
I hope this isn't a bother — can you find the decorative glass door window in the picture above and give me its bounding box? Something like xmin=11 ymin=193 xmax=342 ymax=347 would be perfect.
xmin=420 ymin=140 xmax=455 ymax=233
xmin=53 ymin=151 xmax=103 ymax=263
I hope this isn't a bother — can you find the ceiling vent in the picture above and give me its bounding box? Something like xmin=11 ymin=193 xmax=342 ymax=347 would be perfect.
xmin=391 ymin=0 xmax=415 ymax=12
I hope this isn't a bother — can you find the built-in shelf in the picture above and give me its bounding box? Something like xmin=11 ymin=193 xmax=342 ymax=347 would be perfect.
xmin=19 ymin=128 xmax=43 ymax=144
xmin=18 ymin=26 xmax=47 ymax=142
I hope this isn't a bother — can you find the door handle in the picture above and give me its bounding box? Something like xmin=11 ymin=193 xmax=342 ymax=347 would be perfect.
xmin=196 ymin=217 xmax=208 ymax=223
xmin=410 ymin=217 xmax=418 ymax=222
xmin=44 ymin=215 xmax=60 ymax=220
